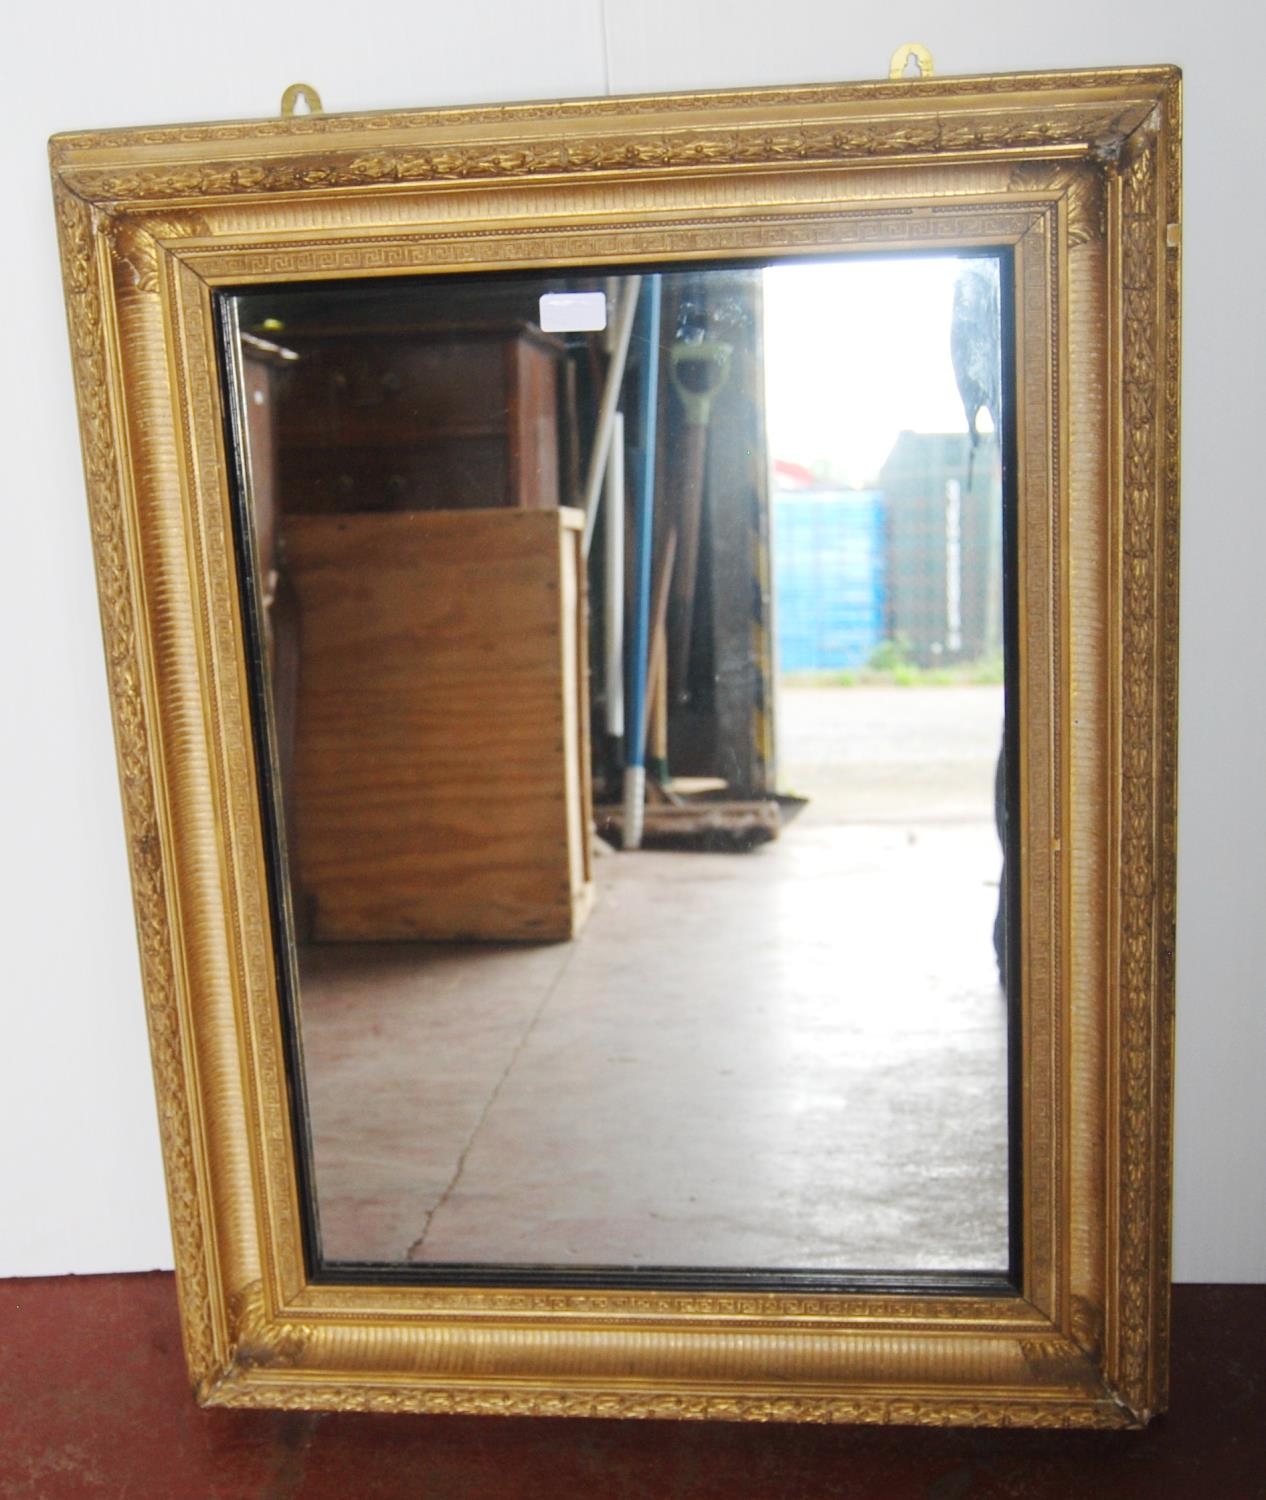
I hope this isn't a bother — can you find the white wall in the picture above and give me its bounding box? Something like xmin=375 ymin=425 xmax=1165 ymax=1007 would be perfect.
xmin=2 ymin=0 xmax=1261 ymax=1281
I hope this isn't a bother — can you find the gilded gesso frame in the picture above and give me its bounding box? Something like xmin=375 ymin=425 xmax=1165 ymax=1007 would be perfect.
xmin=50 ymin=65 xmax=1180 ymax=1426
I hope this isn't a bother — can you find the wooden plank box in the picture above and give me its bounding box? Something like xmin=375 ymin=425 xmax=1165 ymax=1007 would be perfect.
xmin=280 ymin=508 xmax=593 ymax=943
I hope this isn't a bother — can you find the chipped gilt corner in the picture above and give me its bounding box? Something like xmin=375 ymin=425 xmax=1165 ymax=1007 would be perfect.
xmin=49 ymin=65 xmax=1179 ymax=1425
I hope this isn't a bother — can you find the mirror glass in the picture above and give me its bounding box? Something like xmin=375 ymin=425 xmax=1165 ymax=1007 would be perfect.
xmin=219 ymin=251 xmax=1016 ymax=1282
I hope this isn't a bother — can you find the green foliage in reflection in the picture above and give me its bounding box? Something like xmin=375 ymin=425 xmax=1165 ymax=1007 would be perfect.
xmin=782 ymin=640 xmax=1005 ymax=689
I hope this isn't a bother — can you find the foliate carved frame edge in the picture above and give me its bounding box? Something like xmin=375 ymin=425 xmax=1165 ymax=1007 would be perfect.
xmin=52 ymin=184 xmax=223 ymax=1385
xmin=1105 ymin=92 xmax=1180 ymax=1421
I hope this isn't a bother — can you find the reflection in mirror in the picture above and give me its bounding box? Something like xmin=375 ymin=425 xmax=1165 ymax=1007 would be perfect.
xmin=220 ymin=251 xmax=1016 ymax=1281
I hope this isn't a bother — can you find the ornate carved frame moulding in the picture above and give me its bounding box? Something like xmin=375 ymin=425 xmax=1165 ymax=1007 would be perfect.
xmin=49 ymin=64 xmax=1180 ymax=1426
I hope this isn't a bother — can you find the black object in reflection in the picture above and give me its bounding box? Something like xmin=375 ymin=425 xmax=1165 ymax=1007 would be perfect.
xmin=994 ymin=744 xmax=1008 ymax=993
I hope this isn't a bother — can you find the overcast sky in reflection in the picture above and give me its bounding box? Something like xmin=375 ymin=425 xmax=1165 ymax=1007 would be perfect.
xmin=763 ymin=256 xmax=979 ymax=488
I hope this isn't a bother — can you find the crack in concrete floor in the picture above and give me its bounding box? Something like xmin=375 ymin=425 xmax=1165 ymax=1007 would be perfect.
xmin=297 ymin=686 xmax=1010 ymax=1273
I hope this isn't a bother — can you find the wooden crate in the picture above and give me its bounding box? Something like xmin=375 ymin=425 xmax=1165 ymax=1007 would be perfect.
xmin=280 ymin=508 xmax=593 ymax=942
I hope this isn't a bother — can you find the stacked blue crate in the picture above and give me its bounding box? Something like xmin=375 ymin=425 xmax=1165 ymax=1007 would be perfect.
xmin=773 ymin=489 xmax=886 ymax=673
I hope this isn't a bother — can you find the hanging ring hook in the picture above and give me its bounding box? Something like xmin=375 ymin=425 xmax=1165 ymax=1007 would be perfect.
xmin=888 ymin=43 xmax=935 ymax=80
xmin=280 ymin=82 xmax=324 ymax=117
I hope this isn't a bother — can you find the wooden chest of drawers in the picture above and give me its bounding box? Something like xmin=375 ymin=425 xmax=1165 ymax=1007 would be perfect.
xmin=272 ymin=321 xmax=565 ymax=516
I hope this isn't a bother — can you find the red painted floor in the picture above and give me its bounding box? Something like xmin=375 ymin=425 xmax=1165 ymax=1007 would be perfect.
xmin=1 ymin=1276 xmax=1262 ymax=1498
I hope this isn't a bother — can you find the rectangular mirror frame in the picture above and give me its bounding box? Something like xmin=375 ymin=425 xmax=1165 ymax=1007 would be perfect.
xmin=50 ymin=64 xmax=1180 ymax=1427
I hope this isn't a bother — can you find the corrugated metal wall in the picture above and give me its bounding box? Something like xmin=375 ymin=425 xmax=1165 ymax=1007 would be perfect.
xmin=878 ymin=432 xmax=1002 ymax=669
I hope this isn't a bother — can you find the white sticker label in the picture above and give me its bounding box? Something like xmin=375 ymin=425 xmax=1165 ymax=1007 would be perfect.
xmin=539 ymin=291 xmax=607 ymax=333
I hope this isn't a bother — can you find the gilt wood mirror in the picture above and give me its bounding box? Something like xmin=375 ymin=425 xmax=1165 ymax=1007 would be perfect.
xmin=50 ymin=63 xmax=1180 ymax=1425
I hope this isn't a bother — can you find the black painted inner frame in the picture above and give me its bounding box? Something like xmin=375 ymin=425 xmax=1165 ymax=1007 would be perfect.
xmin=215 ymin=248 xmax=1024 ymax=1297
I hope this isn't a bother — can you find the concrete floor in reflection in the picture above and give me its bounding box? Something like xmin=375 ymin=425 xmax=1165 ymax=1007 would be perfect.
xmin=298 ymin=685 xmax=1010 ymax=1272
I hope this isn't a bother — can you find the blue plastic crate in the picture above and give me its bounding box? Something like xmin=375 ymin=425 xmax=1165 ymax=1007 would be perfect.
xmin=773 ymin=489 xmax=886 ymax=673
